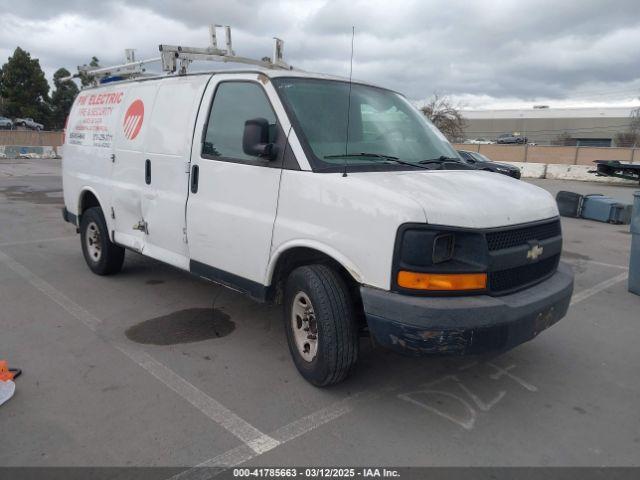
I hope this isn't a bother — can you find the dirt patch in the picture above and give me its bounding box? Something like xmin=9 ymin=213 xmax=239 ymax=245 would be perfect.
xmin=125 ymin=308 xmax=235 ymax=345
xmin=0 ymin=185 xmax=63 ymax=205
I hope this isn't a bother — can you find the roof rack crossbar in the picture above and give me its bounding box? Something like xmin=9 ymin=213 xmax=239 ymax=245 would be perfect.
xmin=159 ymin=24 xmax=292 ymax=74
xmin=65 ymin=24 xmax=294 ymax=86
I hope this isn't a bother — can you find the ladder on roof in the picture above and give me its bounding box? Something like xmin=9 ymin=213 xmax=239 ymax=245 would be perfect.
xmin=66 ymin=24 xmax=293 ymax=85
xmin=71 ymin=51 xmax=162 ymax=84
xmin=160 ymin=24 xmax=292 ymax=75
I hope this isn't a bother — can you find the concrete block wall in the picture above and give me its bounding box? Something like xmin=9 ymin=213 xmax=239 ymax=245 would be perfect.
xmin=453 ymin=143 xmax=639 ymax=165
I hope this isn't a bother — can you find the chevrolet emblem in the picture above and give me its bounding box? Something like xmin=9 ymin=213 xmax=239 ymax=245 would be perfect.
xmin=526 ymin=243 xmax=544 ymax=261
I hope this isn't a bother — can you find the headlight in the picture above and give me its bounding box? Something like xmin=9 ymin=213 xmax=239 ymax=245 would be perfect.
xmin=393 ymin=224 xmax=488 ymax=294
xmin=432 ymin=233 xmax=455 ymax=264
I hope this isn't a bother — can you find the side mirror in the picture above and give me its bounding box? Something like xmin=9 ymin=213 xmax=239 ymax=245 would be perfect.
xmin=242 ymin=118 xmax=277 ymax=160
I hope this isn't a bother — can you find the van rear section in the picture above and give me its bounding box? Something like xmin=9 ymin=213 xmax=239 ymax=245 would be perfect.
xmin=63 ymin=75 xmax=211 ymax=268
xmin=62 ymin=58 xmax=573 ymax=386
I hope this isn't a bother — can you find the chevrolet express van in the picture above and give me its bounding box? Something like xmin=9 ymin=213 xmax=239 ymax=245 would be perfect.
xmin=62 ymin=68 xmax=574 ymax=386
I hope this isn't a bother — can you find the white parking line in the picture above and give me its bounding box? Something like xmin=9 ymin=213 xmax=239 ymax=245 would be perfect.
xmin=570 ymin=271 xmax=629 ymax=306
xmin=171 ymin=389 xmax=383 ymax=479
xmin=0 ymin=249 xmax=279 ymax=455
xmin=580 ymin=260 xmax=628 ymax=270
xmin=564 ymin=258 xmax=629 ymax=270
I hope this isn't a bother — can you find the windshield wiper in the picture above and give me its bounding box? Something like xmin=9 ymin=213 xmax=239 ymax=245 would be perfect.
xmin=324 ymin=153 xmax=430 ymax=170
xmin=418 ymin=155 xmax=464 ymax=165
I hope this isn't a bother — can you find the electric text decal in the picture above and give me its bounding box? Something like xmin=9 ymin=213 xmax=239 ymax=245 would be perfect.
xmin=123 ymin=100 xmax=144 ymax=140
xmin=69 ymin=91 xmax=124 ymax=148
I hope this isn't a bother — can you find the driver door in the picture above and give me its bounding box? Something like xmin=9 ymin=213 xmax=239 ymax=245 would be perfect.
xmin=186 ymin=74 xmax=289 ymax=299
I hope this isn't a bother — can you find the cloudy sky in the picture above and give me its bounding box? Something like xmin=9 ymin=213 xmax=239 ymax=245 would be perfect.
xmin=1 ymin=0 xmax=640 ymax=110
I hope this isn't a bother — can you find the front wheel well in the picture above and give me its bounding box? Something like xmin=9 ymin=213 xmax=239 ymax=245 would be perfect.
xmin=268 ymin=247 xmax=366 ymax=330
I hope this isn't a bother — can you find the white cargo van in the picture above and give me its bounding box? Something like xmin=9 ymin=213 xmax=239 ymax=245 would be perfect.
xmin=62 ymin=42 xmax=573 ymax=386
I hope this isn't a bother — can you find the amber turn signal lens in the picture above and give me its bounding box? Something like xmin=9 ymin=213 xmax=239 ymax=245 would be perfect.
xmin=397 ymin=271 xmax=487 ymax=291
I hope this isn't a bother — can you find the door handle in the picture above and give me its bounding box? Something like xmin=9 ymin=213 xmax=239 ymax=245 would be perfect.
xmin=190 ymin=165 xmax=199 ymax=193
xmin=145 ymin=159 xmax=151 ymax=185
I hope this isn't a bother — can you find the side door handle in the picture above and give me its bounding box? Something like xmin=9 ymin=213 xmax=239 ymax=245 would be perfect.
xmin=145 ymin=159 xmax=151 ymax=185
xmin=190 ymin=164 xmax=199 ymax=193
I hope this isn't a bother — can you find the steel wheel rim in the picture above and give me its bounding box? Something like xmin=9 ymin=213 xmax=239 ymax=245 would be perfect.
xmin=85 ymin=221 xmax=102 ymax=262
xmin=291 ymin=291 xmax=318 ymax=362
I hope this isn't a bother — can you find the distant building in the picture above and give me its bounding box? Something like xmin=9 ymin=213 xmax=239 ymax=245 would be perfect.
xmin=461 ymin=106 xmax=639 ymax=147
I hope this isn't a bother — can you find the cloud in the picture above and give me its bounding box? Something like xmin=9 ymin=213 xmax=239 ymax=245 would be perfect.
xmin=1 ymin=0 xmax=639 ymax=108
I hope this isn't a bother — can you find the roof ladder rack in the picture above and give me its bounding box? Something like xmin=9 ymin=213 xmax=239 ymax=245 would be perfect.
xmin=159 ymin=24 xmax=293 ymax=74
xmin=62 ymin=50 xmax=161 ymax=84
xmin=65 ymin=24 xmax=294 ymax=85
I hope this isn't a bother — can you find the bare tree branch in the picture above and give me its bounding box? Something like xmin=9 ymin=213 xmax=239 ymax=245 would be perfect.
xmin=420 ymin=93 xmax=467 ymax=142
xmin=614 ymin=106 xmax=640 ymax=147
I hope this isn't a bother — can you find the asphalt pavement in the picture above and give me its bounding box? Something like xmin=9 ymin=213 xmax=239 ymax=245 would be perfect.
xmin=0 ymin=158 xmax=638 ymax=470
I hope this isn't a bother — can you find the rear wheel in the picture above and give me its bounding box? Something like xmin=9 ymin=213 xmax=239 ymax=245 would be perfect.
xmin=284 ymin=264 xmax=359 ymax=387
xmin=80 ymin=207 xmax=125 ymax=275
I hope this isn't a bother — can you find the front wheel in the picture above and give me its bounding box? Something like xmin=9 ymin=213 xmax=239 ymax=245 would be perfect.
xmin=284 ymin=265 xmax=359 ymax=387
xmin=80 ymin=207 xmax=125 ymax=275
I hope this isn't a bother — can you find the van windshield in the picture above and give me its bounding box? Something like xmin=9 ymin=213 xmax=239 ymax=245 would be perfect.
xmin=272 ymin=77 xmax=460 ymax=171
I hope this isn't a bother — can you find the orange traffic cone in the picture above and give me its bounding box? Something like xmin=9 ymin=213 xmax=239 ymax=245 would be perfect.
xmin=0 ymin=360 xmax=19 ymax=406
xmin=0 ymin=360 xmax=17 ymax=382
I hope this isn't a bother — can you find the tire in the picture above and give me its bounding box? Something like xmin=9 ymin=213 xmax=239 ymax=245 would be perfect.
xmin=80 ymin=207 xmax=125 ymax=275
xmin=284 ymin=264 xmax=359 ymax=387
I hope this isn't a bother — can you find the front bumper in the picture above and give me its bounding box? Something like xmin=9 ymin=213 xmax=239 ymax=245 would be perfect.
xmin=361 ymin=262 xmax=574 ymax=355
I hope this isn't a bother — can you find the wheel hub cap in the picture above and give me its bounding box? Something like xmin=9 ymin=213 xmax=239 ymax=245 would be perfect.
xmin=291 ymin=292 xmax=318 ymax=362
xmin=85 ymin=221 xmax=102 ymax=262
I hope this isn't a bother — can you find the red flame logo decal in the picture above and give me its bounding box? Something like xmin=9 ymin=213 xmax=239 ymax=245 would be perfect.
xmin=123 ymin=99 xmax=144 ymax=140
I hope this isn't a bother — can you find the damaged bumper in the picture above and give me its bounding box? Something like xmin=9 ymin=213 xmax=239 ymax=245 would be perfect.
xmin=361 ymin=262 xmax=574 ymax=355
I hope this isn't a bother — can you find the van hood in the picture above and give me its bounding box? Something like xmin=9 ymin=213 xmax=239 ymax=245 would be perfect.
xmin=352 ymin=170 xmax=558 ymax=228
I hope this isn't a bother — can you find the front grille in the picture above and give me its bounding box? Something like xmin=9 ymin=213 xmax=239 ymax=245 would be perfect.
xmin=489 ymin=254 xmax=559 ymax=293
xmin=486 ymin=220 xmax=561 ymax=251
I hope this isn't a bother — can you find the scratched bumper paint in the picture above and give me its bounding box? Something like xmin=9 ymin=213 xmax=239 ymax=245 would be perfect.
xmin=361 ymin=262 xmax=574 ymax=356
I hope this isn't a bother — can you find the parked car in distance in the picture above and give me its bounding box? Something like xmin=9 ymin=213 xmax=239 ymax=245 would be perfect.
xmin=14 ymin=117 xmax=44 ymax=131
xmin=496 ymin=132 xmax=527 ymax=144
xmin=457 ymin=150 xmax=521 ymax=179
xmin=0 ymin=116 xmax=13 ymax=130
xmin=465 ymin=138 xmax=494 ymax=144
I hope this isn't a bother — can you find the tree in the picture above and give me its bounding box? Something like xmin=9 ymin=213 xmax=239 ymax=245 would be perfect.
xmin=0 ymin=47 xmax=50 ymax=124
xmin=50 ymin=68 xmax=79 ymax=130
xmin=79 ymin=56 xmax=100 ymax=87
xmin=420 ymin=94 xmax=467 ymax=142
xmin=614 ymin=107 xmax=640 ymax=147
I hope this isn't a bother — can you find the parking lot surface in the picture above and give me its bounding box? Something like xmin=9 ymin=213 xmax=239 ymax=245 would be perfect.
xmin=1 ymin=158 xmax=639 ymax=468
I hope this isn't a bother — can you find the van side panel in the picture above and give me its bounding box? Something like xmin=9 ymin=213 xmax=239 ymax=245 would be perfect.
xmin=111 ymin=83 xmax=160 ymax=251
xmin=140 ymin=76 xmax=211 ymax=269
xmin=63 ymin=86 xmax=129 ymax=230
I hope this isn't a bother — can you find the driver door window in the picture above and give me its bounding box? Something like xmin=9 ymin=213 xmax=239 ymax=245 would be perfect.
xmin=202 ymin=82 xmax=277 ymax=162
